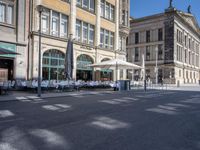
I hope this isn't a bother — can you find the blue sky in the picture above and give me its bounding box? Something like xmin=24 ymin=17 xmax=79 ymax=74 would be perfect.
xmin=130 ymin=0 xmax=200 ymax=24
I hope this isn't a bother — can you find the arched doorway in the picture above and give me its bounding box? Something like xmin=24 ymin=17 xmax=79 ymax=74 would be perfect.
xmin=100 ymin=58 xmax=113 ymax=81
xmin=76 ymin=54 xmax=93 ymax=81
xmin=42 ymin=49 xmax=65 ymax=80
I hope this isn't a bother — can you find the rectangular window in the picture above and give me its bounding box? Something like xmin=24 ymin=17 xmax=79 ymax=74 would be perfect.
xmin=189 ymin=51 xmax=191 ymax=64
xmin=158 ymin=44 xmax=163 ymax=60
xmin=135 ymin=47 xmax=139 ymax=62
xmin=119 ymin=37 xmax=122 ymax=51
xmin=51 ymin=11 xmax=59 ymax=36
xmin=105 ymin=30 xmax=109 ymax=48
xmin=146 ymin=46 xmax=150 ymax=61
xmin=101 ymin=0 xmax=105 ymax=17
xmin=185 ymin=49 xmax=187 ymax=63
xmin=77 ymin=0 xmax=81 ymax=5
xmin=158 ymin=28 xmax=163 ymax=41
xmin=89 ymin=24 xmax=94 ymax=45
xmin=110 ymin=5 xmax=114 ymax=21
xmin=61 ymin=0 xmax=70 ymax=2
xmin=100 ymin=28 xmax=114 ymax=49
xmin=146 ymin=30 xmax=150 ymax=43
xmin=83 ymin=0 xmax=88 ymax=8
xmin=0 ymin=3 xmax=6 ymax=23
xmin=105 ymin=3 xmax=110 ymax=19
xmin=7 ymin=5 xmax=14 ymax=24
xmin=177 ymin=30 xmax=179 ymax=42
xmin=100 ymin=29 xmax=104 ymax=47
xmin=177 ymin=45 xmax=180 ymax=61
xmin=185 ymin=35 xmax=187 ymax=47
xmin=82 ymin=22 xmax=88 ymax=43
xmin=122 ymin=10 xmax=125 ymax=26
xmin=100 ymin=0 xmax=114 ymax=21
xmin=135 ymin=32 xmax=139 ymax=44
xmin=110 ymin=32 xmax=114 ymax=49
xmin=60 ymin=14 xmax=68 ymax=38
xmin=189 ymin=38 xmax=191 ymax=49
xmin=41 ymin=12 xmax=50 ymax=34
xmin=76 ymin=20 xmax=81 ymax=41
xmin=77 ymin=0 xmax=95 ymax=12
xmin=90 ymin=0 xmax=95 ymax=12
xmin=76 ymin=19 xmax=95 ymax=45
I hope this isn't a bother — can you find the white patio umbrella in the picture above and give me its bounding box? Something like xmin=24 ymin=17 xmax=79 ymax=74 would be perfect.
xmin=88 ymin=59 xmax=142 ymax=70
xmin=87 ymin=59 xmax=142 ymax=81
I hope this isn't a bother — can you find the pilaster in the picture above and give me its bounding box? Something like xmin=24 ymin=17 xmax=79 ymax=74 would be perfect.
xmin=114 ymin=0 xmax=119 ymax=51
xmin=70 ymin=0 xmax=76 ymax=38
xmin=95 ymin=0 xmax=101 ymax=47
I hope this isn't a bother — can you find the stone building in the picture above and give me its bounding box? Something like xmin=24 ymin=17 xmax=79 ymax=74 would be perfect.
xmin=127 ymin=7 xmax=200 ymax=85
xmin=0 ymin=0 xmax=30 ymax=81
xmin=29 ymin=0 xmax=130 ymax=81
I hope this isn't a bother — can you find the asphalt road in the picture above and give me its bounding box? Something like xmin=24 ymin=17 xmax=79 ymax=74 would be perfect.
xmin=0 ymin=90 xmax=200 ymax=150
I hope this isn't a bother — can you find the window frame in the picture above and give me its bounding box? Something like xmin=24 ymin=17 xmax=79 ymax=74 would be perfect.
xmin=0 ymin=0 xmax=15 ymax=25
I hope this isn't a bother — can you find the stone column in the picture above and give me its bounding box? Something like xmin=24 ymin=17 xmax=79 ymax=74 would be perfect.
xmin=114 ymin=0 xmax=119 ymax=81
xmin=95 ymin=0 xmax=101 ymax=48
xmin=114 ymin=0 xmax=119 ymax=51
xmin=94 ymin=0 xmax=101 ymax=80
xmin=69 ymin=0 xmax=76 ymax=80
xmin=70 ymin=0 xmax=76 ymax=38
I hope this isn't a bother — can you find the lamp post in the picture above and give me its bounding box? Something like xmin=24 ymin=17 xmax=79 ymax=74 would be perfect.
xmin=115 ymin=49 xmax=118 ymax=82
xmin=37 ymin=5 xmax=44 ymax=97
xmin=142 ymin=51 xmax=146 ymax=91
xmin=94 ymin=45 xmax=100 ymax=81
xmin=155 ymin=46 xmax=158 ymax=86
xmin=132 ymin=55 xmax=134 ymax=82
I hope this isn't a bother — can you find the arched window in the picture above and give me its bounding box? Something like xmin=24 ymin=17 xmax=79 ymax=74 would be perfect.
xmin=42 ymin=49 xmax=65 ymax=80
xmin=101 ymin=58 xmax=110 ymax=62
xmin=77 ymin=54 xmax=93 ymax=71
xmin=100 ymin=58 xmax=113 ymax=81
xmin=76 ymin=54 xmax=94 ymax=81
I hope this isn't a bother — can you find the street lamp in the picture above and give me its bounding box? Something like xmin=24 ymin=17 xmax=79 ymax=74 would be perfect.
xmin=37 ymin=5 xmax=45 ymax=97
xmin=115 ymin=49 xmax=118 ymax=82
xmin=155 ymin=46 xmax=158 ymax=86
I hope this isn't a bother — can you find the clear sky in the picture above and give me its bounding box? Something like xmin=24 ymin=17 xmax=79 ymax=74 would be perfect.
xmin=130 ymin=0 xmax=200 ymax=25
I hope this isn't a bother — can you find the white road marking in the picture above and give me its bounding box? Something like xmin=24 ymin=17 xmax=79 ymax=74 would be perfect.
xmin=181 ymin=98 xmax=200 ymax=104
xmin=166 ymin=103 xmax=190 ymax=108
xmin=146 ymin=108 xmax=177 ymax=115
xmin=0 ymin=110 xmax=15 ymax=118
xmin=54 ymin=104 xmax=71 ymax=109
xmin=101 ymin=100 xmax=121 ymax=105
xmin=16 ymin=97 xmax=27 ymax=100
xmin=122 ymin=97 xmax=139 ymax=101
xmin=112 ymin=99 xmax=131 ymax=103
xmin=158 ymin=105 xmax=177 ymax=111
xmin=27 ymin=96 xmax=40 ymax=99
xmin=91 ymin=116 xmax=130 ymax=130
xmin=42 ymin=104 xmax=72 ymax=112
xmin=42 ymin=105 xmax=60 ymax=111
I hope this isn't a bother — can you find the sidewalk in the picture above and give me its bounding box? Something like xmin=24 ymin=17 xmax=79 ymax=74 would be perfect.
xmin=0 ymin=90 xmax=116 ymax=102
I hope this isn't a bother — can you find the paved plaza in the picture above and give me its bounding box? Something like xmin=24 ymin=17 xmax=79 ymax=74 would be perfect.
xmin=0 ymin=87 xmax=200 ymax=150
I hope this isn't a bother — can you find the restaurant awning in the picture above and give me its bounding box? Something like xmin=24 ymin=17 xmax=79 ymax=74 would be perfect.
xmin=0 ymin=47 xmax=20 ymax=55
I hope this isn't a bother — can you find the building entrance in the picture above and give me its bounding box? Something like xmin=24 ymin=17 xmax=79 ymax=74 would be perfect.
xmin=0 ymin=58 xmax=14 ymax=81
xmin=76 ymin=54 xmax=94 ymax=81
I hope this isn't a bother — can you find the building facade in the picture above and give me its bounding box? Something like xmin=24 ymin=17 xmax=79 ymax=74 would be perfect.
xmin=0 ymin=0 xmax=30 ymax=81
xmin=127 ymin=7 xmax=200 ymax=85
xmin=29 ymin=0 xmax=130 ymax=81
